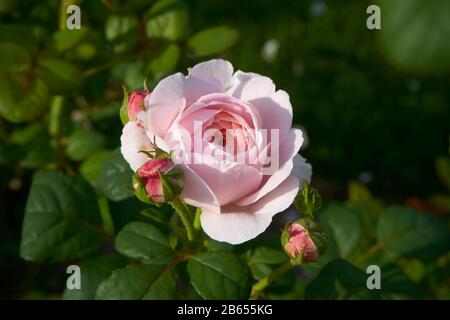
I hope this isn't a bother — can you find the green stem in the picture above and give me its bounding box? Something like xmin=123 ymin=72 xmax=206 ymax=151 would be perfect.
xmin=170 ymin=197 xmax=195 ymax=242
xmin=251 ymin=260 xmax=293 ymax=298
xmin=98 ymin=195 xmax=115 ymax=236
xmin=193 ymin=207 xmax=202 ymax=231
xmin=355 ymin=241 xmax=385 ymax=264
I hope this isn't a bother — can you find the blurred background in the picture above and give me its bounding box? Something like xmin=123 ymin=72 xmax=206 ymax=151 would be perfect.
xmin=0 ymin=0 xmax=449 ymax=299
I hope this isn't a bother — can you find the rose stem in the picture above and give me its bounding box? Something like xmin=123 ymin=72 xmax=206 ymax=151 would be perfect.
xmin=170 ymin=197 xmax=195 ymax=242
xmin=250 ymin=260 xmax=293 ymax=299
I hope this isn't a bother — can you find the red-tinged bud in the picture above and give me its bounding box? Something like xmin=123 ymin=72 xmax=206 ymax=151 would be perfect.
xmin=281 ymin=218 xmax=327 ymax=264
xmin=135 ymin=158 xmax=174 ymax=203
xmin=127 ymin=91 xmax=147 ymax=121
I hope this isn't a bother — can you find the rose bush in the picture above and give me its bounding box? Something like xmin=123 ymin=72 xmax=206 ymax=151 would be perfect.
xmin=121 ymin=59 xmax=312 ymax=244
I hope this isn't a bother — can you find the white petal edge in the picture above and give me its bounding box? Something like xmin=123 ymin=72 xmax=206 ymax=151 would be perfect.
xmin=200 ymin=175 xmax=299 ymax=244
xmin=188 ymin=59 xmax=234 ymax=91
xmin=120 ymin=121 xmax=153 ymax=172
xmin=236 ymin=128 xmax=304 ymax=206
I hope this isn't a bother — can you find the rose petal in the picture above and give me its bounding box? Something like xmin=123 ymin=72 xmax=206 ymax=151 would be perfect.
xmin=200 ymin=175 xmax=299 ymax=244
xmin=180 ymin=164 xmax=221 ymax=213
xmin=189 ymin=162 xmax=262 ymax=206
xmin=188 ymin=59 xmax=234 ymax=91
xmin=228 ymin=72 xmax=275 ymax=101
xmin=146 ymin=73 xmax=218 ymax=137
xmin=120 ymin=121 xmax=153 ymax=171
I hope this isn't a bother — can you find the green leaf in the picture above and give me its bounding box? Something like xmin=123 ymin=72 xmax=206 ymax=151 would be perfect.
xmin=95 ymin=264 xmax=177 ymax=299
xmin=0 ymin=42 xmax=31 ymax=72
xmin=378 ymin=263 xmax=422 ymax=299
xmin=188 ymin=26 xmax=238 ymax=57
xmin=20 ymin=171 xmax=104 ymax=262
xmin=80 ymin=150 xmax=111 ymax=186
xmin=52 ymin=29 xmax=88 ymax=52
xmin=145 ymin=0 xmax=189 ymax=41
xmin=187 ymin=251 xmax=252 ymax=299
xmin=66 ymin=128 xmax=106 ymax=161
xmin=319 ymin=203 xmax=363 ymax=258
xmin=99 ymin=148 xmax=133 ymax=201
xmin=10 ymin=123 xmax=42 ymax=144
xmin=36 ymin=58 xmax=83 ymax=94
xmin=62 ymin=255 xmax=125 ymax=300
xmin=0 ymin=74 xmax=49 ymax=123
xmin=147 ymin=44 xmax=180 ymax=79
xmin=111 ymin=60 xmax=145 ymax=91
xmin=305 ymin=259 xmax=374 ymax=299
xmin=378 ymin=0 xmax=450 ymax=73
xmin=105 ymin=15 xmax=139 ymax=53
xmin=0 ymin=25 xmax=39 ymax=55
xmin=248 ymin=247 xmax=288 ymax=265
xmin=115 ymin=222 xmax=176 ymax=265
xmin=20 ymin=133 xmax=56 ymax=169
xmin=377 ymin=206 xmax=450 ymax=260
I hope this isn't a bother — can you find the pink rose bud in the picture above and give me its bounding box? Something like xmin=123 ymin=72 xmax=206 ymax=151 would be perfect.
xmin=136 ymin=158 xmax=174 ymax=203
xmin=127 ymin=91 xmax=147 ymax=121
xmin=282 ymin=218 xmax=327 ymax=263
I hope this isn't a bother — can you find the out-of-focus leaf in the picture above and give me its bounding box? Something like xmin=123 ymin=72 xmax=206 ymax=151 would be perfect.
xmin=0 ymin=25 xmax=39 ymax=54
xmin=95 ymin=264 xmax=176 ymax=299
xmin=62 ymin=255 xmax=125 ymax=300
xmin=80 ymin=150 xmax=111 ymax=186
xmin=188 ymin=26 xmax=238 ymax=57
xmin=99 ymin=148 xmax=133 ymax=201
xmin=36 ymin=58 xmax=83 ymax=94
xmin=145 ymin=0 xmax=189 ymax=41
xmin=66 ymin=128 xmax=106 ymax=161
xmin=115 ymin=221 xmax=176 ymax=265
xmin=0 ymin=74 xmax=49 ymax=123
xmin=0 ymin=0 xmax=16 ymax=14
xmin=52 ymin=29 xmax=88 ymax=52
xmin=377 ymin=206 xmax=450 ymax=260
xmin=10 ymin=123 xmax=42 ymax=144
xmin=378 ymin=0 xmax=450 ymax=73
xmin=20 ymin=133 xmax=56 ymax=169
xmin=305 ymin=259 xmax=376 ymax=299
xmin=147 ymin=44 xmax=180 ymax=79
xmin=0 ymin=42 xmax=31 ymax=72
xmin=319 ymin=203 xmax=363 ymax=258
xmin=20 ymin=171 xmax=104 ymax=262
xmin=105 ymin=15 xmax=139 ymax=53
xmin=187 ymin=251 xmax=252 ymax=299
xmin=111 ymin=60 xmax=145 ymax=91
xmin=378 ymin=263 xmax=422 ymax=299
xmin=248 ymin=247 xmax=288 ymax=265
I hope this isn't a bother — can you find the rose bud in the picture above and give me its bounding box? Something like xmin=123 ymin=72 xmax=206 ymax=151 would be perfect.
xmin=281 ymin=218 xmax=327 ymax=264
xmin=127 ymin=91 xmax=147 ymax=121
xmin=133 ymin=154 xmax=184 ymax=204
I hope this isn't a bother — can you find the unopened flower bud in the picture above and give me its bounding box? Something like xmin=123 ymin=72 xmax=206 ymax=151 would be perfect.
xmin=135 ymin=158 xmax=174 ymax=203
xmin=281 ymin=218 xmax=327 ymax=264
xmin=127 ymin=91 xmax=147 ymax=121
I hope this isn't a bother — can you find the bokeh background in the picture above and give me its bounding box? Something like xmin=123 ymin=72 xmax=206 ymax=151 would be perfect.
xmin=0 ymin=0 xmax=449 ymax=299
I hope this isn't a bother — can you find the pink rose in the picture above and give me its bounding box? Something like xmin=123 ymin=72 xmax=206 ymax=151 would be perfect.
xmin=127 ymin=91 xmax=147 ymax=121
xmin=136 ymin=158 xmax=174 ymax=203
xmin=121 ymin=59 xmax=312 ymax=244
xmin=284 ymin=223 xmax=318 ymax=262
